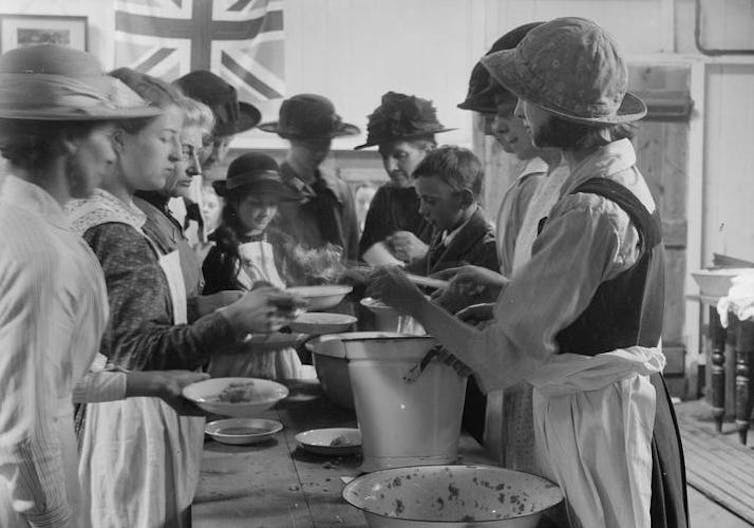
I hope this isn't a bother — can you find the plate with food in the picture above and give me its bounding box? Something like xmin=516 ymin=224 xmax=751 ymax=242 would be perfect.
xmin=205 ymin=418 xmax=283 ymax=445
xmin=183 ymin=377 xmax=289 ymax=417
xmin=295 ymin=427 xmax=361 ymax=456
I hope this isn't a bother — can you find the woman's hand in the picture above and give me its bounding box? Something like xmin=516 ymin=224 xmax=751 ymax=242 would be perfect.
xmin=366 ymin=265 xmax=427 ymax=316
xmin=195 ymin=290 xmax=243 ymax=316
xmin=125 ymin=370 xmax=210 ymax=416
xmin=387 ymin=231 xmax=429 ymax=262
xmin=219 ymin=287 xmax=299 ymax=334
xmin=433 ymin=265 xmax=509 ymax=302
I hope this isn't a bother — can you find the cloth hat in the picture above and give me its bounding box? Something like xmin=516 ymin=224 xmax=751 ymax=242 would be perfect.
xmin=354 ymin=91 xmax=455 ymax=150
xmin=457 ymin=22 xmax=543 ymax=114
xmin=258 ymin=93 xmax=360 ymax=139
xmin=0 ymin=45 xmax=161 ymax=121
xmin=213 ymin=152 xmax=301 ymax=202
xmin=174 ymin=70 xmax=261 ymax=136
xmin=480 ymin=17 xmax=647 ymax=125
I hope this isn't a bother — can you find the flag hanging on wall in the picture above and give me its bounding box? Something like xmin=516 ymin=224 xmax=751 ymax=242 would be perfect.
xmin=114 ymin=0 xmax=285 ymax=104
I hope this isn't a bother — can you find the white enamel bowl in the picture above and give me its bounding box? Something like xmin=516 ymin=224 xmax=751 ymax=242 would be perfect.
xmin=288 ymin=312 xmax=357 ymax=335
xmin=342 ymin=465 xmax=563 ymax=528
xmin=691 ymin=267 xmax=754 ymax=298
xmin=183 ymin=377 xmax=288 ymax=417
xmin=286 ymin=285 xmax=353 ymax=311
xmin=205 ymin=418 xmax=283 ymax=445
xmin=295 ymin=427 xmax=361 ymax=456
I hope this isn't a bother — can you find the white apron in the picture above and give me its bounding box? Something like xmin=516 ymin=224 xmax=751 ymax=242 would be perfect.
xmin=208 ymin=240 xmax=302 ymax=380
xmin=80 ymin=248 xmax=205 ymax=528
xmin=527 ymin=347 xmax=665 ymax=528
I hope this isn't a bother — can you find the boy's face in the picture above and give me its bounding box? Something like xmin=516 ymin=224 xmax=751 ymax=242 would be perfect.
xmin=415 ymin=175 xmax=466 ymax=232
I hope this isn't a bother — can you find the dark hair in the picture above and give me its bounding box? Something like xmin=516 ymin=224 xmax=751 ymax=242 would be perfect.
xmin=535 ymin=116 xmax=637 ymax=151
xmin=0 ymin=118 xmax=99 ymax=171
xmin=206 ymin=185 xmax=257 ymax=291
xmin=412 ymin=145 xmax=484 ymax=200
xmin=108 ymin=68 xmax=184 ymax=134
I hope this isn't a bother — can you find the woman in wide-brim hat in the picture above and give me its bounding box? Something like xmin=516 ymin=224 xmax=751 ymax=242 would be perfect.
xmin=368 ymin=17 xmax=687 ymax=528
xmin=258 ymin=93 xmax=362 ymax=264
xmin=203 ymin=152 xmax=307 ymax=380
xmin=452 ymin=21 xmax=572 ymax=480
xmin=0 ymin=44 xmax=210 ymax=528
xmin=355 ymin=91 xmax=454 ymax=264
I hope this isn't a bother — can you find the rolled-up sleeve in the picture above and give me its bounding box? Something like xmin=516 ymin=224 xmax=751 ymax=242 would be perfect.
xmin=0 ymin=255 xmax=72 ymax=527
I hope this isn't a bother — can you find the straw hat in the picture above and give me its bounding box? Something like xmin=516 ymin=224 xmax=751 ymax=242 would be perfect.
xmin=0 ymin=45 xmax=160 ymax=121
xmin=480 ymin=17 xmax=646 ymax=125
xmin=212 ymin=152 xmax=301 ymax=202
xmin=173 ymin=70 xmax=261 ymax=136
xmin=457 ymin=22 xmax=543 ymax=114
xmin=258 ymin=94 xmax=359 ymax=139
xmin=354 ymin=91 xmax=454 ymax=150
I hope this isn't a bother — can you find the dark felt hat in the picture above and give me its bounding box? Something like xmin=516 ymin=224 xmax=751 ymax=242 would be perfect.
xmin=354 ymin=91 xmax=454 ymax=150
xmin=213 ymin=152 xmax=301 ymax=202
xmin=480 ymin=17 xmax=647 ymax=125
xmin=174 ymin=70 xmax=261 ymax=136
xmin=258 ymin=93 xmax=360 ymax=139
xmin=0 ymin=45 xmax=160 ymax=121
xmin=457 ymin=22 xmax=543 ymax=114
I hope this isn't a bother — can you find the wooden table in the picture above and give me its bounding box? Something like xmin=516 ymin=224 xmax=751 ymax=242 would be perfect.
xmin=698 ymin=296 xmax=754 ymax=444
xmin=193 ymin=390 xmax=493 ymax=527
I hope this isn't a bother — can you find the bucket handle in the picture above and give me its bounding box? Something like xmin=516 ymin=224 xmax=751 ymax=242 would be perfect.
xmin=402 ymin=345 xmax=472 ymax=383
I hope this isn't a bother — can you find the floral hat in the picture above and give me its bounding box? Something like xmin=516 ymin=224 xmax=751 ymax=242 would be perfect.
xmin=354 ymin=91 xmax=455 ymax=150
xmin=480 ymin=17 xmax=646 ymax=125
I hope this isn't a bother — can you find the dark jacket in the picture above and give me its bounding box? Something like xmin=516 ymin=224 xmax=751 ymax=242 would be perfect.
xmin=358 ymin=185 xmax=433 ymax=258
xmin=406 ymin=207 xmax=498 ymax=276
xmin=273 ymin=162 xmax=359 ymax=262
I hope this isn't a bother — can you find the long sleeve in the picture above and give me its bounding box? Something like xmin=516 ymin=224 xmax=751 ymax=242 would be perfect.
xmin=358 ymin=186 xmax=392 ymax=257
xmin=339 ymin=179 xmax=360 ymax=263
xmin=0 ymin=252 xmax=72 ymax=527
xmin=71 ymin=371 xmax=127 ymax=404
xmin=84 ymin=223 xmax=237 ymax=371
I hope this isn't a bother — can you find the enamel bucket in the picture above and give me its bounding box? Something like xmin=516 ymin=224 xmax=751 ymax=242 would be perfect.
xmin=313 ymin=332 xmax=468 ymax=472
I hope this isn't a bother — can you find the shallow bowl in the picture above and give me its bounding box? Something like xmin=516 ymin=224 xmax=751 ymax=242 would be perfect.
xmin=287 ymin=285 xmax=353 ymax=311
xmin=691 ymin=267 xmax=754 ymax=298
xmin=183 ymin=377 xmax=288 ymax=417
xmin=205 ymin=418 xmax=283 ymax=445
xmin=288 ymin=312 xmax=357 ymax=335
xmin=342 ymin=465 xmax=563 ymax=528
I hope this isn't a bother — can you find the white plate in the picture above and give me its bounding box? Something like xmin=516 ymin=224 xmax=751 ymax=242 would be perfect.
xmin=295 ymin=427 xmax=361 ymax=456
xmin=183 ymin=377 xmax=289 ymax=417
xmin=288 ymin=312 xmax=357 ymax=335
xmin=205 ymin=418 xmax=283 ymax=445
xmin=286 ymin=285 xmax=353 ymax=311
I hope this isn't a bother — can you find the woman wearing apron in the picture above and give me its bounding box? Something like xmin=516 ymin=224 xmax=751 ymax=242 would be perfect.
xmin=68 ymin=70 xmax=291 ymax=528
xmin=203 ymin=153 xmax=305 ymax=380
xmin=449 ymin=23 xmax=569 ymax=474
xmin=369 ymin=18 xmax=687 ymax=528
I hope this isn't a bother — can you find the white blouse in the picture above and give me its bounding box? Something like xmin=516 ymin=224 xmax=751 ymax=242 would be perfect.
xmin=0 ymin=176 xmax=124 ymax=526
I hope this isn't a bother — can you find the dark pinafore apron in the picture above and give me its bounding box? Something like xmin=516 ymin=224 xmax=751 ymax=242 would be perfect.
xmin=538 ymin=177 xmax=688 ymax=528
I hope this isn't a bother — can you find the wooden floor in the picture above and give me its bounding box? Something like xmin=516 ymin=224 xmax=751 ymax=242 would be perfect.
xmin=676 ymin=399 xmax=754 ymax=527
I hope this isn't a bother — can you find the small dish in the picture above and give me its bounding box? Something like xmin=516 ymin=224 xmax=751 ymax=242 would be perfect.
xmin=295 ymin=427 xmax=361 ymax=456
xmin=205 ymin=418 xmax=283 ymax=445
xmin=286 ymin=285 xmax=353 ymax=311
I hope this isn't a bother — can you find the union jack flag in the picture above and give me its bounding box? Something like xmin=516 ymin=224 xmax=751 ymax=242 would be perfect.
xmin=114 ymin=0 xmax=285 ymax=106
